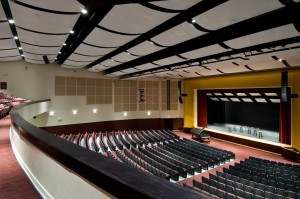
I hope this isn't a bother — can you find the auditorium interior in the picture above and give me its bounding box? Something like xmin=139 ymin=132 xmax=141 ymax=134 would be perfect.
xmin=1 ymin=0 xmax=300 ymax=199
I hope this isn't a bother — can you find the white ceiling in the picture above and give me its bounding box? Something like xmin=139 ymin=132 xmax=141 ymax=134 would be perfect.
xmin=0 ymin=0 xmax=300 ymax=79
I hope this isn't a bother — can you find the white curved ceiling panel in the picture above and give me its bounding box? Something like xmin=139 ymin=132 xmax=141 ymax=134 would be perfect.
xmin=16 ymin=27 xmax=68 ymax=46
xmin=135 ymin=63 xmax=159 ymax=70
xmin=0 ymin=23 xmax=13 ymax=38
xmin=225 ymin=24 xmax=300 ymax=49
xmin=128 ymin=41 xmax=164 ymax=56
xmin=100 ymin=59 xmax=119 ymax=67
xmin=74 ymin=43 xmax=112 ymax=56
xmin=23 ymin=52 xmax=56 ymax=62
xmin=0 ymin=56 xmax=21 ymax=62
xmin=153 ymin=56 xmax=186 ymax=66
xmin=245 ymin=54 xmax=284 ymax=70
xmin=63 ymin=60 xmax=87 ymax=67
xmin=20 ymin=42 xmax=60 ymax=55
xmin=67 ymin=53 xmax=98 ymax=62
xmin=25 ymin=59 xmax=46 ymax=64
xmin=110 ymin=71 xmax=127 ymax=76
xmin=84 ymin=28 xmax=138 ymax=48
xmin=100 ymin=4 xmax=176 ymax=34
xmin=112 ymin=52 xmax=137 ymax=62
xmin=207 ymin=60 xmax=250 ymax=73
xmin=93 ymin=64 xmax=110 ymax=71
xmin=196 ymin=67 xmax=222 ymax=76
xmin=180 ymin=44 xmax=230 ymax=59
xmin=87 ymin=67 xmax=101 ymax=73
xmin=0 ymin=39 xmax=17 ymax=49
xmin=272 ymin=48 xmax=300 ymax=66
xmin=286 ymin=42 xmax=300 ymax=48
xmin=121 ymin=68 xmax=139 ymax=74
xmin=150 ymin=0 xmax=202 ymax=10
xmin=10 ymin=2 xmax=80 ymax=34
xmin=152 ymin=22 xmax=206 ymax=46
xmin=61 ymin=64 xmax=85 ymax=69
xmin=0 ymin=4 xmax=7 ymax=21
xmin=18 ymin=0 xmax=84 ymax=13
xmin=194 ymin=0 xmax=284 ymax=30
xmin=0 ymin=49 xmax=19 ymax=57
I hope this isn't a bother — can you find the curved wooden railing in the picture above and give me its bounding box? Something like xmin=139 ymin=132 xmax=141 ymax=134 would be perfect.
xmin=10 ymin=100 xmax=210 ymax=199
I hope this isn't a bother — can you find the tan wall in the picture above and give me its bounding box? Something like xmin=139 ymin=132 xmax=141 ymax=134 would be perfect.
xmin=184 ymin=69 xmax=300 ymax=151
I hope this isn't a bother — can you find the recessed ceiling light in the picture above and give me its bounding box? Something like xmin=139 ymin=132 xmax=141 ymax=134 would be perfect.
xmin=279 ymin=58 xmax=283 ymax=62
xmin=14 ymin=36 xmax=18 ymax=39
xmin=21 ymin=54 xmax=24 ymax=57
xmin=18 ymin=47 xmax=22 ymax=50
xmin=58 ymin=52 xmax=61 ymax=54
xmin=8 ymin=19 xmax=14 ymax=24
xmin=69 ymin=30 xmax=74 ymax=34
xmin=81 ymin=8 xmax=87 ymax=14
xmin=55 ymin=58 xmax=57 ymax=60
xmin=191 ymin=19 xmax=196 ymax=23
xmin=63 ymin=43 xmax=66 ymax=46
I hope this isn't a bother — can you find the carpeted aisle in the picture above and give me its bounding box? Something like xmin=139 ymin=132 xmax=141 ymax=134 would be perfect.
xmin=0 ymin=116 xmax=41 ymax=199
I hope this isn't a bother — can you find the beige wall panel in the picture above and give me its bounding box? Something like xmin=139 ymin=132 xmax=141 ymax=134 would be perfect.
xmin=66 ymin=77 xmax=76 ymax=86
xmin=87 ymin=87 xmax=95 ymax=95
xmin=86 ymin=96 xmax=95 ymax=104
xmin=77 ymin=77 xmax=86 ymax=86
xmin=55 ymin=76 xmax=65 ymax=86
xmin=77 ymin=87 xmax=86 ymax=96
xmin=66 ymin=86 xmax=76 ymax=95
xmin=55 ymin=86 xmax=65 ymax=96
xmin=87 ymin=78 xmax=96 ymax=86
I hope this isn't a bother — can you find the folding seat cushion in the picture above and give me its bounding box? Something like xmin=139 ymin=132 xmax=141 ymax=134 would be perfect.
xmin=264 ymin=191 xmax=274 ymax=199
xmin=244 ymin=191 xmax=253 ymax=199
xmin=273 ymin=194 xmax=284 ymax=199
xmin=256 ymin=183 xmax=265 ymax=191
xmin=254 ymin=188 xmax=264 ymax=197
xmin=224 ymin=193 xmax=235 ymax=199
xmin=244 ymin=185 xmax=254 ymax=194
xmin=234 ymin=182 xmax=243 ymax=190
xmin=225 ymin=184 xmax=234 ymax=194
xmin=275 ymin=188 xmax=285 ymax=196
xmin=234 ymin=188 xmax=244 ymax=197
xmin=216 ymin=190 xmax=225 ymax=198
xmin=265 ymin=185 xmax=275 ymax=193
xmin=286 ymin=191 xmax=297 ymax=198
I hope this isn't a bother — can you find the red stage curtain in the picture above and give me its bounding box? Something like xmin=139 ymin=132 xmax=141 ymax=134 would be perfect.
xmin=197 ymin=91 xmax=207 ymax=127
xmin=279 ymin=97 xmax=291 ymax=145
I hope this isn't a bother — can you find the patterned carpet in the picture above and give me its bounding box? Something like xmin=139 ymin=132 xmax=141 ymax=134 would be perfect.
xmin=0 ymin=116 xmax=41 ymax=199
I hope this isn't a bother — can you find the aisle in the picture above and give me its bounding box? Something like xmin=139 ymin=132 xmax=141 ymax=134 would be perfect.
xmin=0 ymin=116 xmax=41 ymax=199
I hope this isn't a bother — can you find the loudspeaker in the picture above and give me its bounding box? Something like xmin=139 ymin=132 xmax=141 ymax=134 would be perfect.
xmin=43 ymin=55 xmax=50 ymax=64
xmin=281 ymin=71 xmax=288 ymax=102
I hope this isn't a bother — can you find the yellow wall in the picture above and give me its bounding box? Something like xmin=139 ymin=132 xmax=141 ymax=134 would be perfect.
xmin=184 ymin=69 xmax=300 ymax=151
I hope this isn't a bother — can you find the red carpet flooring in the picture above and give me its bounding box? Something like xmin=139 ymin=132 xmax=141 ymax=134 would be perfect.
xmin=0 ymin=116 xmax=41 ymax=199
xmin=175 ymin=131 xmax=300 ymax=187
xmin=1 ymin=115 xmax=299 ymax=198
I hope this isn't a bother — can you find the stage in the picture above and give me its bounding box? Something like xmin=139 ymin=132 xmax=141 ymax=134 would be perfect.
xmin=207 ymin=123 xmax=279 ymax=143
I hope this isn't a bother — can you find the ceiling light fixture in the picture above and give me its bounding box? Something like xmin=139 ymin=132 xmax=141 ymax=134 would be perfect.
xmin=21 ymin=54 xmax=24 ymax=57
xmin=8 ymin=19 xmax=14 ymax=24
xmin=81 ymin=8 xmax=87 ymax=14
xmin=70 ymin=30 xmax=74 ymax=34
xmin=279 ymin=58 xmax=283 ymax=62
xmin=58 ymin=52 xmax=61 ymax=54
xmin=191 ymin=19 xmax=196 ymax=23
xmin=14 ymin=36 xmax=18 ymax=39
xmin=63 ymin=43 xmax=66 ymax=46
xmin=18 ymin=47 xmax=22 ymax=50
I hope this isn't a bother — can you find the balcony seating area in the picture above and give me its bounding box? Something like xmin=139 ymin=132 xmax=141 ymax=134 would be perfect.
xmin=0 ymin=93 xmax=31 ymax=119
xmin=189 ymin=156 xmax=300 ymax=199
xmin=57 ymin=129 xmax=234 ymax=182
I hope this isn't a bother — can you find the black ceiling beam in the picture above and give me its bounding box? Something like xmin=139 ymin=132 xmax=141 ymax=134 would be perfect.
xmin=121 ymin=36 xmax=300 ymax=79
xmin=57 ymin=7 xmax=113 ymax=64
xmin=106 ymin=3 xmax=300 ymax=75
xmin=86 ymin=0 xmax=228 ymax=68
xmin=1 ymin=0 xmax=24 ymax=60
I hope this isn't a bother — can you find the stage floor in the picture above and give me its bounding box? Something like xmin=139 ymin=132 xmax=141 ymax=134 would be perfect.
xmin=207 ymin=123 xmax=279 ymax=143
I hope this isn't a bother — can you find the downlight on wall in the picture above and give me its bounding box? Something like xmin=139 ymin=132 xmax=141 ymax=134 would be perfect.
xmin=123 ymin=112 xmax=128 ymax=117
xmin=49 ymin=111 xmax=54 ymax=116
xmin=92 ymin=108 xmax=97 ymax=114
xmin=147 ymin=111 xmax=151 ymax=116
xmin=72 ymin=110 xmax=78 ymax=115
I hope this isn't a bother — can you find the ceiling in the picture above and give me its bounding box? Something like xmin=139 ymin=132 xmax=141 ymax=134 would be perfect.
xmin=1 ymin=0 xmax=300 ymax=80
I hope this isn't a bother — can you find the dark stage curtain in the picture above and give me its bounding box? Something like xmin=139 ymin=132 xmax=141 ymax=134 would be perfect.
xmin=197 ymin=91 xmax=207 ymax=127
xmin=279 ymin=97 xmax=291 ymax=145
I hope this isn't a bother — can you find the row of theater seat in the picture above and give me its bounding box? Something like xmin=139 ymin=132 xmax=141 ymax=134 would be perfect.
xmin=57 ymin=130 xmax=235 ymax=181
xmin=186 ymin=157 xmax=300 ymax=199
xmin=58 ymin=129 xmax=179 ymax=153
xmin=0 ymin=93 xmax=31 ymax=119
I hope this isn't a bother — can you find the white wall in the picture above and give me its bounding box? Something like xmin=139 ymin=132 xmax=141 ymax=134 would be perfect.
xmin=0 ymin=61 xmax=182 ymax=127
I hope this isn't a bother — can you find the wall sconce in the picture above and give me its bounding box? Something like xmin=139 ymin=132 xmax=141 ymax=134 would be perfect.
xmin=49 ymin=111 xmax=54 ymax=116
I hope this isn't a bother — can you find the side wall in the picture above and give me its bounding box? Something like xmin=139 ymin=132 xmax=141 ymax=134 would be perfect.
xmin=0 ymin=61 xmax=182 ymax=127
xmin=184 ymin=69 xmax=300 ymax=151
